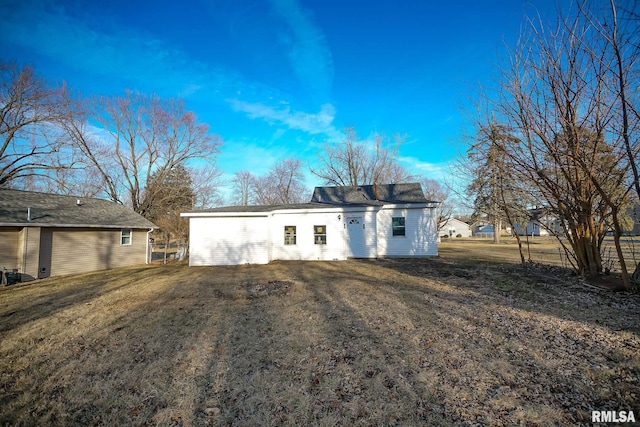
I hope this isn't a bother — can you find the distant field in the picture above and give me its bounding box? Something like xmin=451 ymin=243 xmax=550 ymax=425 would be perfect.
xmin=440 ymin=236 xmax=640 ymax=273
xmin=1 ymin=253 xmax=639 ymax=426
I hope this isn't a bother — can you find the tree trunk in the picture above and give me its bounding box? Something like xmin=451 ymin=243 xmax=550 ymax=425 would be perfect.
xmin=493 ymin=217 xmax=501 ymax=244
xmin=610 ymin=207 xmax=632 ymax=290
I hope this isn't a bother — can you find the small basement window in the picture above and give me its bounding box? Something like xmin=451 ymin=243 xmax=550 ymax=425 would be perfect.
xmin=121 ymin=229 xmax=132 ymax=245
xmin=392 ymin=217 xmax=405 ymax=236
xmin=314 ymin=225 xmax=327 ymax=245
xmin=284 ymin=226 xmax=296 ymax=245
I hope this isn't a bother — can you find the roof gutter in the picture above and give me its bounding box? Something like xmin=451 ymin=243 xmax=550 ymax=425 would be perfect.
xmin=181 ymin=205 xmax=385 ymax=218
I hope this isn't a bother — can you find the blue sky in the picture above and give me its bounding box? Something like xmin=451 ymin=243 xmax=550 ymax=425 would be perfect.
xmin=0 ymin=0 xmax=557 ymax=195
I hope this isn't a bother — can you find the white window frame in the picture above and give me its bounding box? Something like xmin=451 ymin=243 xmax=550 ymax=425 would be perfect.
xmin=314 ymin=225 xmax=327 ymax=245
xmin=284 ymin=226 xmax=296 ymax=245
xmin=392 ymin=216 xmax=406 ymax=237
xmin=121 ymin=229 xmax=132 ymax=246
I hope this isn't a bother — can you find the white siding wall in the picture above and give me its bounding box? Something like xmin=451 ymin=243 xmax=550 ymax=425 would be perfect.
xmin=376 ymin=207 xmax=438 ymax=257
xmin=440 ymin=219 xmax=472 ymax=238
xmin=270 ymin=211 xmax=347 ymax=261
xmin=188 ymin=216 xmax=270 ymax=266
xmin=185 ymin=205 xmax=438 ymax=266
xmin=362 ymin=211 xmax=378 ymax=258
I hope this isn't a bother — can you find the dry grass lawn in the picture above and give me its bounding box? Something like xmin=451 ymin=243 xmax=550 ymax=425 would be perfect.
xmin=1 ymin=244 xmax=639 ymax=426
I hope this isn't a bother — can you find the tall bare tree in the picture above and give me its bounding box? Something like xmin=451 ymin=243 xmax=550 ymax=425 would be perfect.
xmin=190 ymin=164 xmax=224 ymax=209
xmin=252 ymin=158 xmax=308 ymax=205
xmin=231 ymin=170 xmax=254 ymax=206
xmin=584 ymin=0 xmax=640 ymax=200
xmin=491 ymin=1 xmax=638 ymax=286
xmin=144 ymin=163 xmax=194 ymax=242
xmin=311 ymin=126 xmax=413 ymax=186
xmin=0 ymin=62 xmax=74 ymax=187
xmin=65 ymin=90 xmax=222 ymax=215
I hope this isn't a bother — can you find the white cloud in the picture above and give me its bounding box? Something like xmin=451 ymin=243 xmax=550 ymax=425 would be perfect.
xmin=228 ymin=99 xmax=341 ymax=139
xmin=270 ymin=0 xmax=334 ymax=101
xmin=399 ymin=155 xmax=471 ymax=197
xmin=399 ymin=156 xmax=452 ymax=181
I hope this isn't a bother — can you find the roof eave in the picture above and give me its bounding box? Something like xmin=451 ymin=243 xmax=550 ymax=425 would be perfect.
xmin=0 ymin=222 xmax=157 ymax=229
xmin=181 ymin=201 xmax=437 ymax=217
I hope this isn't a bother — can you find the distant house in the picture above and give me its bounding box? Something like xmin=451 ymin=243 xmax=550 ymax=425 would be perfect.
xmin=471 ymin=221 xmax=514 ymax=237
xmin=0 ymin=189 xmax=156 ymax=281
xmin=181 ymin=183 xmax=439 ymax=266
xmin=472 ymin=221 xmax=495 ymax=238
xmin=513 ymin=208 xmax=562 ymax=236
xmin=439 ymin=218 xmax=471 ymax=238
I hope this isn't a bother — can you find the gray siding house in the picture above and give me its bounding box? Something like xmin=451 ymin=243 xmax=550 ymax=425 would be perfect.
xmin=0 ymin=189 xmax=156 ymax=281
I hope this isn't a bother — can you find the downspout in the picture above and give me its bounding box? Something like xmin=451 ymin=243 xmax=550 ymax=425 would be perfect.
xmin=146 ymin=228 xmax=154 ymax=264
xmin=22 ymin=227 xmax=28 ymax=275
xmin=24 ymin=209 xmax=31 ymax=277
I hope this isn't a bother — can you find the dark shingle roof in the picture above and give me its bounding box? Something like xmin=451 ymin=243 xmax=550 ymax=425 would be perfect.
xmin=0 ymin=189 xmax=157 ymax=229
xmin=187 ymin=202 xmax=379 ymax=214
xmin=310 ymin=183 xmax=430 ymax=205
xmin=185 ymin=183 xmax=435 ymax=214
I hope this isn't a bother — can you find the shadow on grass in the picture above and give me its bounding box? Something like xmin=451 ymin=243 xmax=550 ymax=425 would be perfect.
xmin=0 ymin=263 xmax=238 ymax=425
xmin=1 ymin=260 xmax=639 ymax=426
xmin=0 ymin=265 xmax=172 ymax=334
xmin=199 ymin=261 xmax=451 ymax=426
xmin=367 ymin=257 xmax=640 ymax=333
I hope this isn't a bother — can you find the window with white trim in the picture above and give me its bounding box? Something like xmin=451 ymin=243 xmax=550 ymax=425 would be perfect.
xmin=284 ymin=226 xmax=296 ymax=245
xmin=121 ymin=229 xmax=132 ymax=245
xmin=314 ymin=225 xmax=327 ymax=245
xmin=392 ymin=217 xmax=405 ymax=236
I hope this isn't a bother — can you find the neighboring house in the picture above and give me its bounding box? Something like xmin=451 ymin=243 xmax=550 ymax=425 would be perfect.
xmin=181 ymin=183 xmax=439 ymax=266
xmin=471 ymin=222 xmax=513 ymax=237
xmin=472 ymin=221 xmax=494 ymax=238
xmin=513 ymin=208 xmax=562 ymax=236
xmin=439 ymin=218 xmax=471 ymax=238
xmin=0 ymin=189 xmax=156 ymax=281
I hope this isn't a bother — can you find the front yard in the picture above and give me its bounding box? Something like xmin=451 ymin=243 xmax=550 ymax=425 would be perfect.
xmin=1 ymin=251 xmax=639 ymax=426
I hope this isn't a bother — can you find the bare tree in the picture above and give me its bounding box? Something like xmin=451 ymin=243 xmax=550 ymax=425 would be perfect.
xmin=0 ymin=62 xmax=74 ymax=187
xmin=584 ymin=0 xmax=640 ymax=200
xmin=231 ymin=170 xmax=254 ymax=206
xmin=252 ymin=158 xmax=308 ymax=205
xmin=492 ymin=2 xmax=637 ymax=286
xmin=421 ymin=178 xmax=453 ymax=230
xmin=311 ymin=126 xmax=413 ymax=186
xmin=65 ymin=90 xmax=222 ymax=215
xmin=144 ymin=164 xmax=194 ymax=243
xmin=190 ymin=164 xmax=224 ymax=209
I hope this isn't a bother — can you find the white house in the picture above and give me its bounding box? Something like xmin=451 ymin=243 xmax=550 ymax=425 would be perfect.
xmin=513 ymin=208 xmax=562 ymax=236
xmin=181 ymin=183 xmax=439 ymax=266
xmin=439 ymin=218 xmax=471 ymax=238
